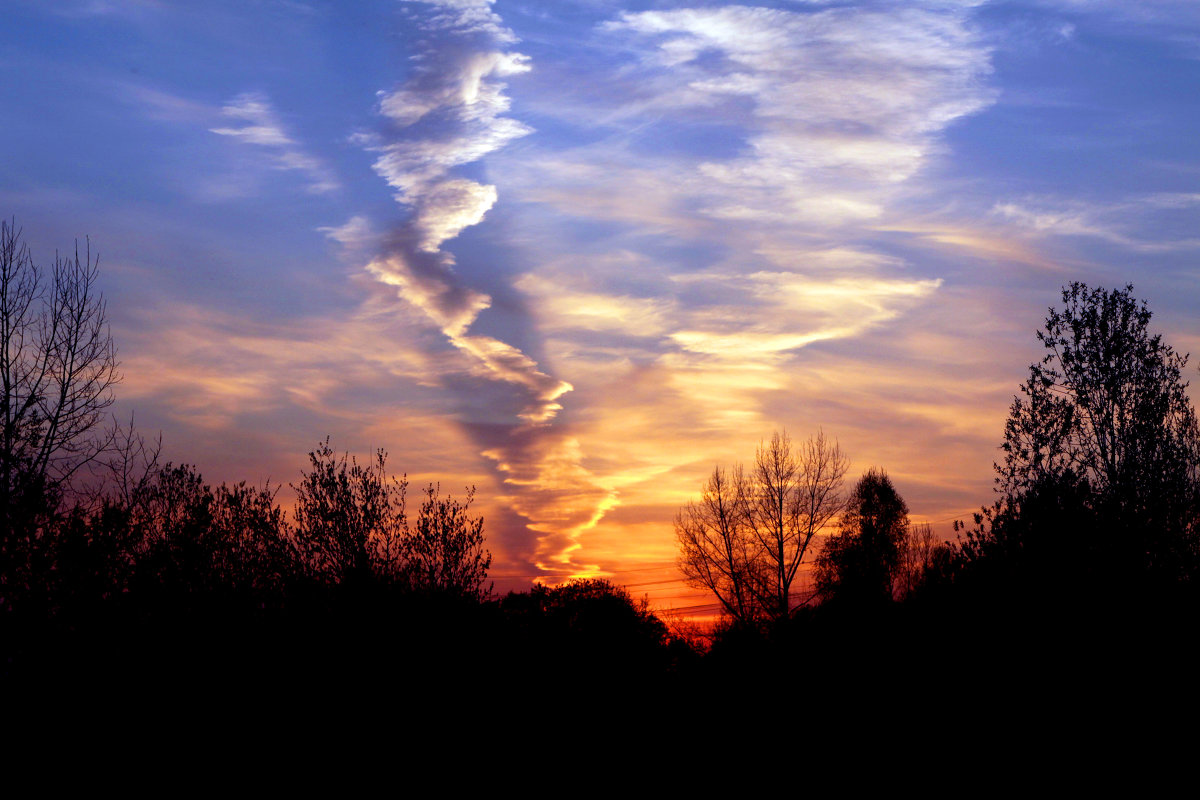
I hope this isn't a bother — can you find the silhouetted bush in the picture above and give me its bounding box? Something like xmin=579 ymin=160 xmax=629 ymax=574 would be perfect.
xmin=499 ymin=578 xmax=684 ymax=691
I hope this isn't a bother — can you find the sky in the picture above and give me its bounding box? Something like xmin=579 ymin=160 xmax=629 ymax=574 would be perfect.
xmin=4 ymin=0 xmax=1200 ymax=615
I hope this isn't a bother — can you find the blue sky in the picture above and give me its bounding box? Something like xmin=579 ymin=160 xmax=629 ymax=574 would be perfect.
xmin=5 ymin=0 xmax=1200 ymax=608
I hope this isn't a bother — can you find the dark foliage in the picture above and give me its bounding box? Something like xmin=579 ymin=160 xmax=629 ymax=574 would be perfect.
xmin=291 ymin=439 xmax=491 ymax=598
xmin=502 ymin=578 xmax=667 ymax=653
xmin=957 ymin=282 xmax=1200 ymax=591
xmin=406 ymin=482 xmax=491 ymax=600
xmin=291 ymin=438 xmax=406 ymax=586
xmin=498 ymin=578 xmax=689 ymax=697
xmin=814 ymin=467 xmax=909 ymax=606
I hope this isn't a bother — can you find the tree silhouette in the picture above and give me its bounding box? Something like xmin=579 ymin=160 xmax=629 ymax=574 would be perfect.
xmin=749 ymin=430 xmax=849 ymax=618
xmin=676 ymin=430 xmax=848 ymax=625
xmin=406 ymin=482 xmax=491 ymax=600
xmin=291 ymin=439 xmax=491 ymax=597
xmin=500 ymin=578 xmax=671 ymax=678
xmin=995 ymin=282 xmax=1200 ymax=578
xmin=291 ymin=438 xmax=407 ymax=585
xmin=815 ymin=467 xmax=909 ymax=606
xmin=676 ymin=464 xmax=766 ymax=625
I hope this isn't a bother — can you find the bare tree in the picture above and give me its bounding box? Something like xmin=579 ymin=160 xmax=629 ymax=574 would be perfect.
xmin=676 ymin=464 xmax=768 ymax=626
xmin=676 ymin=430 xmax=849 ymax=625
xmin=0 ymin=219 xmax=119 ymax=528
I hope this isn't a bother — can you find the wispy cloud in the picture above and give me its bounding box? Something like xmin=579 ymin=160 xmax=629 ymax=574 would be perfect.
xmin=993 ymin=193 xmax=1200 ymax=252
xmin=1032 ymin=0 xmax=1200 ymax=27
xmin=358 ymin=1 xmax=576 ymax=424
xmin=318 ymin=215 xmax=376 ymax=252
xmin=668 ymin=272 xmax=944 ymax=359
xmin=210 ymin=92 xmax=339 ymax=194
xmin=51 ymin=0 xmax=162 ymax=19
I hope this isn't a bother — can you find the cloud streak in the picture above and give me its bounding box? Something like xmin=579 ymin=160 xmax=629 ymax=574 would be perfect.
xmin=361 ymin=4 xmax=568 ymax=422
xmin=993 ymin=194 xmax=1200 ymax=252
xmin=356 ymin=0 xmax=611 ymax=575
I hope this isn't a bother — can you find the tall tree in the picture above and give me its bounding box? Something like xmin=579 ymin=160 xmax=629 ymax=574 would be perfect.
xmin=747 ymin=430 xmax=850 ymax=619
xmin=0 ymin=221 xmax=118 ymax=511
xmin=997 ymin=282 xmax=1200 ymax=577
xmin=1 ymin=220 xmax=119 ymax=604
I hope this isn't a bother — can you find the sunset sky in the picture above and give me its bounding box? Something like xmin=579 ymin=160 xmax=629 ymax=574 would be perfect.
xmin=4 ymin=0 xmax=1200 ymax=615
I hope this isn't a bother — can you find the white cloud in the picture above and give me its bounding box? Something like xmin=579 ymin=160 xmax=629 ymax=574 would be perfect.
xmin=366 ymin=252 xmax=492 ymax=339
xmin=515 ymin=272 xmax=672 ymax=336
xmin=413 ymin=179 xmax=498 ymax=252
xmin=369 ymin=49 xmax=532 ymax=205
xmin=453 ymin=334 xmax=573 ymax=424
xmin=604 ymin=4 xmax=995 ymax=225
xmin=369 ymin=118 xmax=532 ymax=201
xmin=992 ymin=201 xmax=1111 ymax=239
xmin=408 ymin=0 xmax=520 ymax=44
xmin=210 ymin=95 xmax=293 ymax=146
xmin=361 ymin=3 xmax=569 ymax=426
xmin=378 ymin=50 xmax=531 ymax=127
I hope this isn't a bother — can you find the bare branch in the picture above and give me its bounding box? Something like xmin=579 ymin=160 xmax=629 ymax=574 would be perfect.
xmin=0 ymin=220 xmax=120 ymax=532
